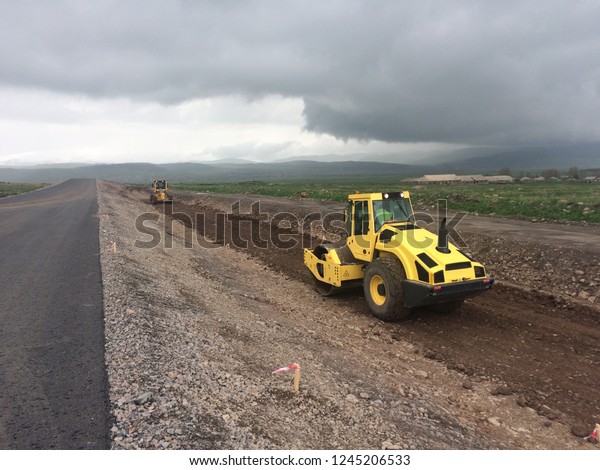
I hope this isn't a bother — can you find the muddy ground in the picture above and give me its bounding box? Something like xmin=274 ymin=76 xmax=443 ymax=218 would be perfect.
xmin=100 ymin=182 xmax=600 ymax=449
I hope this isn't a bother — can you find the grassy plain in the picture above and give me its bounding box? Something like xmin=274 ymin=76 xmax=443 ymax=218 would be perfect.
xmin=173 ymin=180 xmax=600 ymax=224
xmin=0 ymin=182 xmax=46 ymax=198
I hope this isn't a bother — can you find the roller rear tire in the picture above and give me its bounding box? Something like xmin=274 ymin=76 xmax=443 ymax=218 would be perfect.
xmin=363 ymin=257 xmax=411 ymax=322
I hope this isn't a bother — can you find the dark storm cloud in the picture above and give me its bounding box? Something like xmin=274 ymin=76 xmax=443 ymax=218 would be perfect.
xmin=1 ymin=1 xmax=599 ymax=145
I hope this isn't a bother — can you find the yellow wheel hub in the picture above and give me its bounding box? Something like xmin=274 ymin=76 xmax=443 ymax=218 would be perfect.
xmin=369 ymin=275 xmax=387 ymax=306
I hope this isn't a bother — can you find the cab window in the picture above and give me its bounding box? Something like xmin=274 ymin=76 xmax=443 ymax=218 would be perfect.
xmin=353 ymin=201 xmax=370 ymax=235
xmin=373 ymin=198 xmax=413 ymax=231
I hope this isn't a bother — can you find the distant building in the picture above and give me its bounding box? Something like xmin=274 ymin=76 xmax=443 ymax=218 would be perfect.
xmin=404 ymin=174 xmax=459 ymax=184
xmin=421 ymin=174 xmax=460 ymax=183
xmin=483 ymin=175 xmax=514 ymax=184
xmin=405 ymin=173 xmax=514 ymax=184
xmin=459 ymin=174 xmax=486 ymax=183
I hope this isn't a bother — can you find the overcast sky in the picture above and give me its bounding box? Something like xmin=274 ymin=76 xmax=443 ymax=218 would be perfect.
xmin=1 ymin=1 xmax=599 ymax=165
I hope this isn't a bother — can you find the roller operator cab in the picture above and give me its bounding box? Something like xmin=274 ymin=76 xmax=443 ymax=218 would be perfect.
xmin=150 ymin=179 xmax=173 ymax=205
xmin=304 ymin=191 xmax=494 ymax=321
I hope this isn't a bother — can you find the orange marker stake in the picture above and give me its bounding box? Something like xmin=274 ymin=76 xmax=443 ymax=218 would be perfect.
xmin=273 ymin=363 xmax=301 ymax=394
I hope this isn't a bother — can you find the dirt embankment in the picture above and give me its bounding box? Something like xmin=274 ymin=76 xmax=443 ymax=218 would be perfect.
xmin=99 ymin=182 xmax=599 ymax=450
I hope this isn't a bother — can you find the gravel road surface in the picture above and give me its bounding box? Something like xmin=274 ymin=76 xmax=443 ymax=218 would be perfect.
xmin=99 ymin=182 xmax=598 ymax=449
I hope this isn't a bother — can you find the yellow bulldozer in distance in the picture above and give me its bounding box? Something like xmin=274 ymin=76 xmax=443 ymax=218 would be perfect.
xmin=304 ymin=191 xmax=494 ymax=321
xmin=150 ymin=179 xmax=173 ymax=205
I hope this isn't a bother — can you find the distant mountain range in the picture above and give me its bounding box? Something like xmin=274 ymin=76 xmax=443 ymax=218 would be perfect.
xmin=0 ymin=161 xmax=424 ymax=183
xmin=1 ymin=143 xmax=599 ymax=183
xmin=435 ymin=143 xmax=600 ymax=173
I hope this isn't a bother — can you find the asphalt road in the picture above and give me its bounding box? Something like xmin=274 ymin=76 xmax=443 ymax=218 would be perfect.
xmin=0 ymin=179 xmax=110 ymax=449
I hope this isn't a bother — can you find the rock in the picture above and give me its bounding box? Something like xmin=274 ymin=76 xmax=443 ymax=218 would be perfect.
xmin=415 ymin=370 xmax=429 ymax=379
xmin=578 ymin=291 xmax=589 ymax=300
xmin=134 ymin=392 xmax=154 ymax=405
xmin=491 ymin=385 xmax=513 ymax=396
xmin=487 ymin=417 xmax=502 ymax=427
xmin=382 ymin=440 xmax=402 ymax=450
xmin=345 ymin=394 xmax=360 ymax=404
xmin=126 ymin=309 xmax=136 ymax=315
xmin=359 ymin=392 xmax=370 ymax=399
xmin=538 ymin=405 xmax=560 ymax=420
xmin=571 ymin=425 xmax=590 ymax=438
xmin=462 ymin=380 xmax=473 ymax=390
xmin=424 ymin=350 xmax=438 ymax=359
xmin=538 ymin=404 xmax=552 ymax=415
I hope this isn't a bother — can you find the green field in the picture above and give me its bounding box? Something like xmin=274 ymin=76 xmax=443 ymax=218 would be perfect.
xmin=0 ymin=182 xmax=47 ymax=198
xmin=173 ymin=180 xmax=600 ymax=224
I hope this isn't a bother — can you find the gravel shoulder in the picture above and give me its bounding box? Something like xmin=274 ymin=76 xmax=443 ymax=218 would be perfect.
xmin=98 ymin=181 xmax=595 ymax=450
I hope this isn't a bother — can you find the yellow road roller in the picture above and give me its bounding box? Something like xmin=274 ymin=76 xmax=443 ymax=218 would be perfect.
xmin=304 ymin=191 xmax=494 ymax=321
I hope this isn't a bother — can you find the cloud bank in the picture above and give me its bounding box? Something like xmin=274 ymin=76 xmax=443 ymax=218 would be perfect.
xmin=1 ymin=0 xmax=600 ymax=149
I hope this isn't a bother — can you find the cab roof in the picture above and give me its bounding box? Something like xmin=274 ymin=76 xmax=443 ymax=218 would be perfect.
xmin=348 ymin=191 xmax=411 ymax=201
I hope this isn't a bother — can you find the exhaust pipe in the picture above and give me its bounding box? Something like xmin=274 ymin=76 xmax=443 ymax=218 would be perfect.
xmin=436 ymin=217 xmax=450 ymax=253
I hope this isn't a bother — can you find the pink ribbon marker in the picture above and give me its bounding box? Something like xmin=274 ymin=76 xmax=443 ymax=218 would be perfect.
xmin=272 ymin=363 xmax=300 ymax=374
